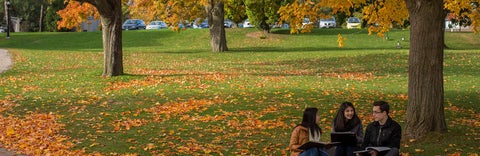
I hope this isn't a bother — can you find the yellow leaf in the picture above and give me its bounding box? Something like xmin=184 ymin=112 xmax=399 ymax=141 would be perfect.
xmin=203 ymin=149 xmax=212 ymax=154
xmin=6 ymin=127 xmax=14 ymax=136
xmin=89 ymin=142 xmax=99 ymax=147
xmin=144 ymin=143 xmax=156 ymax=151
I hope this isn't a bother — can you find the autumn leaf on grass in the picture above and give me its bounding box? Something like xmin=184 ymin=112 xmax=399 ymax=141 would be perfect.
xmin=5 ymin=127 xmax=15 ymax=136
xmin=447 ymin=152 xmax=461 ymax=156
xmin=0 ymin=112 xmax=86 ymax=155
xmin=144 ymin=143 xmax=156 ymax=151
xmin=112 ymin=118 xmax=149 ymax=132
xmin=146 ymin=99 xmax=225 ymax=122
xmin=0 ymin=99 xmax=18 ymax=113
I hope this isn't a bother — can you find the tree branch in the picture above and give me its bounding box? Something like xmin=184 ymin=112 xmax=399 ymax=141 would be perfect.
xmin=74 ymin=0 xmax=97 ymax=7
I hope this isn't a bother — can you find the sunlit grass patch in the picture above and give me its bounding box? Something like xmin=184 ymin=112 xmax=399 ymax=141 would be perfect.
xmin=0 ymin=29 xmax=479 ymax=155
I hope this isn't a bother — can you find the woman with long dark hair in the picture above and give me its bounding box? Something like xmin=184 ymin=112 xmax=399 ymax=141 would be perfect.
xmin=289 ymin=107 xmax=328 ymax=156
xmin=332 ymin=102 xmax=364 ymax=156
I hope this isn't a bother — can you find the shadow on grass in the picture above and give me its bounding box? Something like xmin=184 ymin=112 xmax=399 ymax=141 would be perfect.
xmin=0 ymin=30 xmax=174 ymax=51
xmin=227 ymin=46 xmax=405 ymax=53
xmin=271 ymin=28 xmax=370 ymax=36
xmin=117 ymin=53 xmax=409 ymax=78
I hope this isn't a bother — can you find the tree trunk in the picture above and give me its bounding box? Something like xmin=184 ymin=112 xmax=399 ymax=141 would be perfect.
xmin=83 ymin=0 xmax=123 ymax=76
xmin=405 ymin=0 xmax=447 ymax=139
xmin=39 ymin=4 xmax=44 ymax=32
xmin=206 ymin=0 xmax=228 ymax=52
xmin=4 ymin=0 xmax=9 ymax=38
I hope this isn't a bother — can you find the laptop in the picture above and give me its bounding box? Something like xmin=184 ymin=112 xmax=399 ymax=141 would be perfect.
xmin=330 ymin=132 xmax=357 ymax=146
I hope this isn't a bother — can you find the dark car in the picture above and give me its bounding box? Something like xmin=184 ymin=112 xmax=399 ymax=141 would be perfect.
xmin=122 ymin=19 xmax=146 ymax=30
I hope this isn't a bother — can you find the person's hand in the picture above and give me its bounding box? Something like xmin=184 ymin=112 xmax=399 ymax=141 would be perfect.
xmin=369 ymin=150 xmax=378 ymax=156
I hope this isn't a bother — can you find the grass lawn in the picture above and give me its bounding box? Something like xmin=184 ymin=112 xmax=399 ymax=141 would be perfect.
xmin=0 ymin=28 xmax=479 ymax=155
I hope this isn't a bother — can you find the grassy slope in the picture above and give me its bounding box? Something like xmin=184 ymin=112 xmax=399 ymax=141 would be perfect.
xmin=0 ymin=28 xmax=479 ymax=155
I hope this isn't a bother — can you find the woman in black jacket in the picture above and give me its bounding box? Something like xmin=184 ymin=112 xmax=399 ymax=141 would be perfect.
xmin=332 ymin=102 xmax=364 ymax=156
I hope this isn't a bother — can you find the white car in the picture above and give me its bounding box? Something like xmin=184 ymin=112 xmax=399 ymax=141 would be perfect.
xmin=146 ymin=21 xmax=167 ymax=30
xmin=302 ymin=18 xmax=314 ymax=28
xmin=243 ymin=19 xmax=254 ymax=28
xmin=346 ymin=17 xmax=361 ymax=29
xmin=319 ymin=17 xmax=336 ymax=28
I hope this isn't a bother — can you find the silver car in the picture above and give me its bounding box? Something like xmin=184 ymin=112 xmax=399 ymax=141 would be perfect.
xmin=146 ymin=21 xmax=167 ymax=29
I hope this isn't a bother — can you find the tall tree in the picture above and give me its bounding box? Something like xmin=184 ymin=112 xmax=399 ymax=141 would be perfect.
xmin=59 ymin=0 xmax=123 ymax=76
xmin=129 ymin=0 xmax=227 ymax=52
xmin=224 ymin=0 xmax=247 ymax=28
xmin=404 ymin=0 xmax=447 ymax=139
xmin=279 ymin=0 xmax=479 ymax=139
xmin=6 ymin=0 xmax=48 ymax=32
xmin=244 ymin=0 xmax=283 ymax=33
xmin=44 ymin=0 xmax=67 ymax=32
xmin=205 ymin=0 xmax=228 ymax=52
xmin=278 ymin=0 xmax=323 ymax=33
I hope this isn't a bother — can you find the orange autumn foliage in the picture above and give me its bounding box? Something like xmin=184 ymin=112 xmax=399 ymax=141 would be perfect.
xmin=57 ymin=1 xmax=99 ymax=31
xmin=0 ymin=112 xmax=86 ymax=155
xmin=279 ymin=0 xmax=479 ymax=35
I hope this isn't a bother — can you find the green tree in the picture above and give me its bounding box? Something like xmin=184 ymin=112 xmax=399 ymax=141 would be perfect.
xmin=224 ymin=0 xmax=247 ymax=27
xmin=244 ymin=0 xmax=283 ymax=32
xmin=6 ymin=0 xmax=48 ymax=32
xmin=44 ymin=0 xmax=66 ymax=32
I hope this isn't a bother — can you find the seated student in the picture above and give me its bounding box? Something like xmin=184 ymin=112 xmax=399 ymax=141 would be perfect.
xmin=289 ymin=107 xmax=328 ymax=156
xmin=359 ymin=101 xmax=401 ymax=156
xmin=332 ymin=102 xmax=364 ymax=156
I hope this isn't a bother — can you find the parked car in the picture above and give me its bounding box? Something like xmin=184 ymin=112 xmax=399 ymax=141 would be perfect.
xmin=224 ymin=19 xmax=235 ymax=28
xmin=346 ymin=17 xmax=361 ymax=29
xmin=243 ymin=19 xmax=254 ymax=28
xmin=302 ymin=18 xmax=314 ymax=27
xmin=319 ymin=17 xmax=336 ymax=28
xmin=192 ymin=18 xmax=209 ymax=29
xmin=122 ymin=19 xmax=146 ymax=30
xmin=146 ymin=21 xmax=167 ymax=29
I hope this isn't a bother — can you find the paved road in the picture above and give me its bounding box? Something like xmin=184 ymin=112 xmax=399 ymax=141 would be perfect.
xmin=0 ymin=148 xmax=15 ymax=156
xmin=0 ymin=49 xmax=12 ymax=73
xmin=0 ymin=49 xmax=14 ymax=155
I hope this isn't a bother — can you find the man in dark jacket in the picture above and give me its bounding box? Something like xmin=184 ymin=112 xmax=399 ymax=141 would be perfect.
xmin=361 ymin=101 xmax=401 ymax=156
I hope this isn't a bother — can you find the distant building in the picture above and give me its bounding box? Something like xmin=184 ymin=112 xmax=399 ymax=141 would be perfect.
xmin=1 ymin=16 xmax=21 ymax=32
xmin=80 ymin=16 xmax=100 ymax=32
xmin=10 ymin=17 xmax=22 ymax=32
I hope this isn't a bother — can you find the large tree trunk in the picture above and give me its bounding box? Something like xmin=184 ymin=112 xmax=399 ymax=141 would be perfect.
xmin=206 ymin=0 xmax=228 ymax=52
xmin=84 ymin=0 xmax=123 ymax=76
xmin=405 ymin=0 xmax=447 ymax=139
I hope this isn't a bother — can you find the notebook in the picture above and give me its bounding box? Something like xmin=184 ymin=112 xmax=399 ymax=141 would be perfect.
xmin=330 ymin=132 xmax=357 ymax=146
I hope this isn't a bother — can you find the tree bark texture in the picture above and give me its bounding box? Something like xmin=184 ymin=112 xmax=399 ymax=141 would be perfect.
xmin=405 ymin=0 xmax=447 ymax=139
xmin=39 ymin=4 xmax=43 ymax=32
xmin=206 ymin=0 xmax=228 ymax=52
xmin=81 ymin=0 xmax=123 ymax=76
